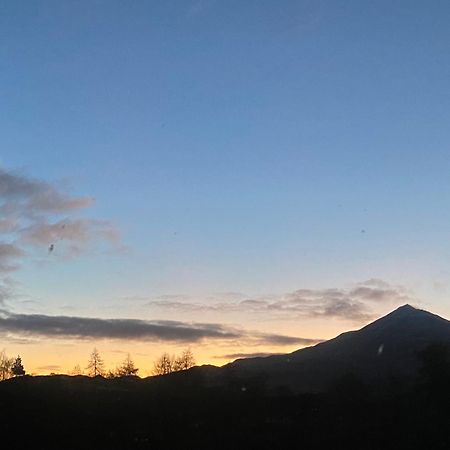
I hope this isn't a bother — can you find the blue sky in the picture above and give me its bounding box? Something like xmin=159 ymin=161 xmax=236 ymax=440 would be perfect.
xmin=1 ymin=1 xmax=450 ymax=371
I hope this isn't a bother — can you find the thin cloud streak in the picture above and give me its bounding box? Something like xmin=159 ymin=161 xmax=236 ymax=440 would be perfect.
xmin=35 ymin=365 xmax=62 ymax=371
xmin=215 ymin=352 xmax=284 ymax=360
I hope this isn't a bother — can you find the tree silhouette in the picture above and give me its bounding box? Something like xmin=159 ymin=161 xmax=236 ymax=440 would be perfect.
xmin=153 ymin=349 xmax=196 ymax=375
xmin=70 ymin=364 xmax=83 ymax=376
xmin=0 ymin=350 xmax=14 ymax=381
xmin=11 ymin=355 xmax=25 ymax=377
xmin=105 ymin=369 xmax=118 ymax=379
xmin=153 ymin=352 xmax=174 ymax=375
xmin=174 ymin=348 xmax=195 ymax=371
xmin=86 ymin=348 xmax=105 ymax=377
xmin=117 ymin=354 xmax=139 ymax=377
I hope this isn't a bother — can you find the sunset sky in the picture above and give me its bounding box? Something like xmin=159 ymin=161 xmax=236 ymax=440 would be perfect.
xmin=1 ymin=1 xmax=450 ymax=375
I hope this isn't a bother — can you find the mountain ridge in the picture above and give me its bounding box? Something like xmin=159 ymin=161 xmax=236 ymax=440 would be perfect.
xmin=216 ymin=304 xmax=450 ymax=392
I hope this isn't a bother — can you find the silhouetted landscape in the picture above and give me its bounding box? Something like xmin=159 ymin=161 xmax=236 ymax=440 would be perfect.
xmin=1 ymin=305 xmax=449 ymax=449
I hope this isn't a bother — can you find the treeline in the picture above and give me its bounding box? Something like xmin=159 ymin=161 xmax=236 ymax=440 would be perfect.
xmin=152 ymin=349 xmax=195 ymax=375
xmin=0 ymin=347 xmax=196 ymax=380
xmin=0 ymin=350 xmax=25 ymax=380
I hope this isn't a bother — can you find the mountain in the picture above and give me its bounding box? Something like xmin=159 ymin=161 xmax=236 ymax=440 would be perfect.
xmin=217 ymin=304 xmax=450 ymax=393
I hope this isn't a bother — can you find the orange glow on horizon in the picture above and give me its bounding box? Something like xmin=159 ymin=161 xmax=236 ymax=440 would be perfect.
xmin=3 ymin=318 xmax=358 ymax=376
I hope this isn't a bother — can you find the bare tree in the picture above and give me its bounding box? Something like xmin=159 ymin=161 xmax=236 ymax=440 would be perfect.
xmin=0 ymin=350 xmax=14 ymax=381
xmin=105 ymin=369 xmax=118 ymax=379
xmin=153 ymin=350 xmax=195 ymax=375
xmin=70 ymin=364 xmax=83 ymax=376
xmin=86 ymin=348 xmax=105 ymax=377
xmin=117 ymin=354 xmax=139 ymax=377
xmin=153 ymin=352 xmax=174 ymax=375
xmin=174 ymin=348 xmax=195 ymax=371
xmin=11 ymin=355 xmax=25 ymax=377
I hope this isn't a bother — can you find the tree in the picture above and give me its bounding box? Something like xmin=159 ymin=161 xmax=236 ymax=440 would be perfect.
xmin=117 ymin=354 xmax=139 ymax=377
xmin=105 ymin=369 xmax=118 ymax=379
xmin=152 ymin=350 xmax=196 ymax=375
xmin=11 ymin=355 xmax=25 ymax=377
xmin=153 ymin=352 xmax=174 ymax=375
xmin=0 ymin=350 xmax=14 ymax=381
xmin=86 ymin=348 xmax=105 ymax=377
xmin=70 ymin=364 xmax=83 ymax=376
xmin=174 ymin=348 xmax=195 ymax=371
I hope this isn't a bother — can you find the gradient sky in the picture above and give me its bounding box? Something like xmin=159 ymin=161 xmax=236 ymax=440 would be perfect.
xmin=1 ymin=0 xmax=450 ymax=375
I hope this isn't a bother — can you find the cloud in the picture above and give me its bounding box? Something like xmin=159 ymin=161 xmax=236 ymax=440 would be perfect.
xmin=0 ymin=168 xmax=93 ymax=217
xmin=281 ymin=279 xmax=412 ymax=320
xmin=0 ymin=285 xmax=9 ymax=305
xmin=146 ymin=279 xmax=413 ymax=322
xmin=0 ymin=310 xmax=237 ymax=342
xmin=0 ymin=310 xmax=318 ymax=346
xmin=0 ymin=243 xmax=25 ymax=272
xmin=109 ymin=349 xmax=150 ymax=357
xmin=0 ymin=277 xmax=18 ymax=305
xmin=35 ymin=365 xmax=61 ymax=371
xmin=214 ymin=352 xmax=283 ymax=360
xmin=0 ymin=167 xmax=121 ymax=273
xmin=0 ymin=218 xmax=19 ymax=233
xmin=250 ymin=332 xmax=320 ymax=346
xmin=19 ymin=219 xmax=120 ymax=256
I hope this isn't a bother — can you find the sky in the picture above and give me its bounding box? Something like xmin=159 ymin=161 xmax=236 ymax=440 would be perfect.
xmin=1 ymin=0 xmax=450 ymax=375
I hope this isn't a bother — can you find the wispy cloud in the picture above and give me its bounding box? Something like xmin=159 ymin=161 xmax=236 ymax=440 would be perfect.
xmin=0 ymin=167 xmax=121 ymax=274
xmin=0 ymin=243 xmax=24 ymax=272
xmin=146 ymin=279 xmax=412 ymax=322
xmin=249 ymin=332 xmax=319 ymax=346
xmin=35 ymin=365 xmax=61 ymax=372
xmin=0 ymin=310 xmax=319 ymax=346
xmin=0 ymin=277 xmax=17 ymax=306
xmin=19 ymin=218 xmax=120 ymax=256
xmin=0 ymin=168 xmax=93 ymax=216
xmin=214 ymin=352 xmax=283 ymax=360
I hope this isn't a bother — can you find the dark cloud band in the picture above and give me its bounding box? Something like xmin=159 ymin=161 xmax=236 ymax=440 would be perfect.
xmin=0 ymin=310 xmax=317 ymax=346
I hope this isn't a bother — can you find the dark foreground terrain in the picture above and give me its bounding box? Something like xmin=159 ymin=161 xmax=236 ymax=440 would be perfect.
xmin=0 ymin=363 xmax=449 ymax=450
xmin=1 ymin=305 xmax=449 ymax=449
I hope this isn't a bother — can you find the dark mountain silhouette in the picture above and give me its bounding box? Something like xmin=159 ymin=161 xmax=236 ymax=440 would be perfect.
xmin=215 ymin=304 xmax=450 ymax=392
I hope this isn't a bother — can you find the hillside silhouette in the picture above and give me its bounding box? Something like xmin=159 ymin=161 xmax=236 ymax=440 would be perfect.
xmin=217 ymin=304 xmax=450 ymax=392
xmin=1 ymin=305 xmax=449 ymax=449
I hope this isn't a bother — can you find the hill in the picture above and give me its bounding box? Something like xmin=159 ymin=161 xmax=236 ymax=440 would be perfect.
xmin=218 ymin=304 xmax=450 ymax=392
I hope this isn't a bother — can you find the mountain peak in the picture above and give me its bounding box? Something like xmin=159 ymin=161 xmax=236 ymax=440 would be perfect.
xmin=395 ymin=304 xmax=417 ymax=311
xmin=383 ymin=303 xmax=429 ymax=319
xmin=389 ymin=304 xmax=420 ymax=316
xmin=354 ymin=303 xmax=450 ymax=343
xmin=362 ymin=303 xmax=429 ymax=332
